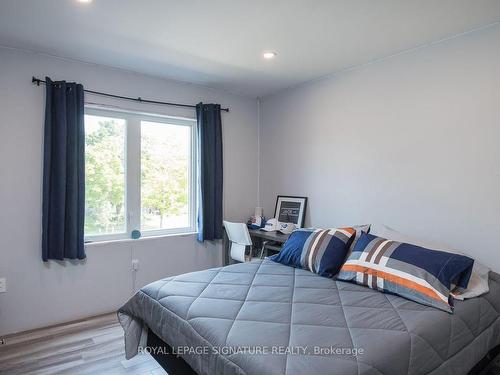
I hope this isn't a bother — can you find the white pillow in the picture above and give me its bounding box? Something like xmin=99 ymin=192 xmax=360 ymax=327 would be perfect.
xmin=369 ymin=224 xmax=490 ymax=300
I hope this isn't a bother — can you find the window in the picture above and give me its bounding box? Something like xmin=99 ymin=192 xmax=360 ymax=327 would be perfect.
xmin=84 ymin=115 xmax=126 ymax=236
xmin=141 ymin=120 xmax=191 ymax=232
xmin=84 ymin=107 xmax=197 ymax=241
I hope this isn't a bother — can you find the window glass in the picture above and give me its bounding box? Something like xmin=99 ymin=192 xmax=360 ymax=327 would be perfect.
xmin=84 ymin=114 xmax=126 ymax=236
xmin=141 ymin=120 xmax=191 ymax=231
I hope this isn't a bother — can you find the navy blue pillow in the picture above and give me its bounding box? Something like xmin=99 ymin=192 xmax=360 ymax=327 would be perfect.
xmin=269 ymin=228 xmax=356 ymax=278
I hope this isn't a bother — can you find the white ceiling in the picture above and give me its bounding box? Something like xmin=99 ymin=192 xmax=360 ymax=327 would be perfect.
xmin=1 ymin=0 xmax=500 ymax=97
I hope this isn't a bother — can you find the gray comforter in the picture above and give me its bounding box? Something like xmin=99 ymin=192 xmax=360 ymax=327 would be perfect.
xmin=118 ymin=259 xmax=500 ymax=375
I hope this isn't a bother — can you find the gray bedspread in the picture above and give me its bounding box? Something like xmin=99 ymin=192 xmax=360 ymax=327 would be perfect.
xmin=118 ymin=259 xmax=500 ymax=375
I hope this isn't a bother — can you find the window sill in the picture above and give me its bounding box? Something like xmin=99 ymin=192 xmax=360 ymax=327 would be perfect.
xmin=85 ymin=231 xmax=198 ymax=247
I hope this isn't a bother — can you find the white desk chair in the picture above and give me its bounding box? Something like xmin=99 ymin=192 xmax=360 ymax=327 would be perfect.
xmin=223 ymin=221 xmax=266 ymax=263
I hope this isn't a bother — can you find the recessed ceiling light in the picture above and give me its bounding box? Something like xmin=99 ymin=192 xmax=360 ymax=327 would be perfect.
xmin=77 ymin=0 xmax=93 ymax=4
xmin=263 ymin=51 xmax=277 ymax=60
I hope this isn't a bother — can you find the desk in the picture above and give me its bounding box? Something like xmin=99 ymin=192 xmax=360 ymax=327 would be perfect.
xmin=222 ymin=228 xmax=290 ymax=266
xmin=247 ymin=228 xmax=290 ymax=243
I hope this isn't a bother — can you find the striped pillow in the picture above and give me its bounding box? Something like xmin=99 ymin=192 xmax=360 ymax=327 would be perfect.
xmin=269 ymin=227 xmax=355 ymax=277
xmin=337 ymin=232 xmax=475 ymax=313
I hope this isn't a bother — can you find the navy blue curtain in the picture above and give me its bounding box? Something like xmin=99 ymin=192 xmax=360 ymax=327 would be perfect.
xmin=196 ymin=103 xmax=223 ymax=242
xmin=42 ymin=77 xmax=86 ymax=261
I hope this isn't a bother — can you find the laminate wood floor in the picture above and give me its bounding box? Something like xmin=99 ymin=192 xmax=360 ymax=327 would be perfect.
xmin=0 ymin=313 xmax=167 ymax=375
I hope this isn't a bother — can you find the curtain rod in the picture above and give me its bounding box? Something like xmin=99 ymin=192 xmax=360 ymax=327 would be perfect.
xmin=31 ymin=76 xmax=230 ymax=112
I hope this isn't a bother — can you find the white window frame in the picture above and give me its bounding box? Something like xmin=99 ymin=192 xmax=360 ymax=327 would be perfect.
xmin=84 ymin=106 xmax=197 ymax=242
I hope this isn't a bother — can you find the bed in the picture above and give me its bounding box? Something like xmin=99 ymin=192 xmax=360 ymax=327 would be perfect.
xmin=118 ymin=259 xmax=500 ymax=375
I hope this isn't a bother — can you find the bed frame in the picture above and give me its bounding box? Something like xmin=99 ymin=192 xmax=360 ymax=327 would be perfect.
xmin=146 ymin=329 xmax=500 ymax=375
xmin=147 ymin=330 xmax=197 ymax=375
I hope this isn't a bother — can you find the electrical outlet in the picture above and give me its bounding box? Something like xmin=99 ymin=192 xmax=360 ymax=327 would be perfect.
xmin=131 ymin=259 xmax=139 ymax=271
xmin=0 ymin=278 xmax=6 ymax=293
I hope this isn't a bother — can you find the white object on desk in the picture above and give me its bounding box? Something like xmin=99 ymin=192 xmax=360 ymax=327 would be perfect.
xmin=260 ymin=218 xmax=296 ymax=234
xmin=224 ymin=221 xmax=265 ymax=263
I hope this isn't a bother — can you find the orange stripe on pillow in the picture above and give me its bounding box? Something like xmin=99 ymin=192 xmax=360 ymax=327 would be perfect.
xmin=339 ymin=227 xmax=356 ymax=235
xmin=341 ymin=264 xmax=444 ymax=302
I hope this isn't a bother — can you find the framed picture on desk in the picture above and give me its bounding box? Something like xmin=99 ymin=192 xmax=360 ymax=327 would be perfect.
xmin=274 ymin=195 xmax=307 ymax=228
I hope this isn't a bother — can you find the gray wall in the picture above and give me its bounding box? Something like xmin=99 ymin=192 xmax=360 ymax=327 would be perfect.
xmin=0 ymin=47 xmax=259 ymax=335
xmin=260 ymin=24 xmax=500 ymax=271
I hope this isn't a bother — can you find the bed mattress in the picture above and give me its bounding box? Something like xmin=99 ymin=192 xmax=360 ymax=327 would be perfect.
xmin=118 ymin=259 xmax=500 ymax=375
